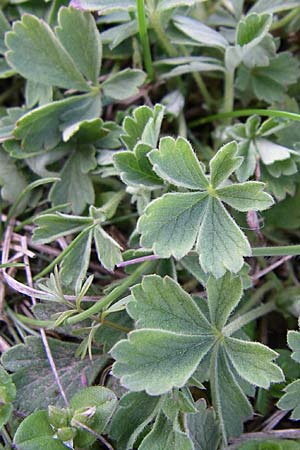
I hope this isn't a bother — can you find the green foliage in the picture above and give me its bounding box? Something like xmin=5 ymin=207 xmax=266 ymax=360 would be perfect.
xmin=138 ymin=138 xmax=273 ymax=278
xmin=0 ymin=367 xmax=16 ymax=430
xmin=112 ymin=273 xmax=283 ymax=441
xmin=1 ymin=337 xmax=108 ymax=415
xmin=13 ymin=386 xmax=117 ymax=450
xmin=1 ymin=1 xmax=300 ymax=449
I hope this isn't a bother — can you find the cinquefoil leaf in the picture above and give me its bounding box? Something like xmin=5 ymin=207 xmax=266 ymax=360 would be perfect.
xmin=236 ymin=13 xmax=272 ymax=49
xmin=5 ymin=14 xmax=90 ymax=90
xmin=33 ymin=213 xmax=92 ymax=244
xmin=121 ymin=104 xmax=164 ymax=150
xmin=139 ymin=412 xmax=193 ymax=450
xmin=1 ymin=336 xmax=108 ymax=414
xmin=138 ymin=192 xmax=208 ymax=260
xmin=56 ymin=6 xmax=102 ymax=85
xmin=109 ymin=391 xmax=160 ymax=450
xmin=111 ymin=329 xmax=215 ymax=395
xmin=127 ymin=274 xmax=212 ymax=333
xmin=211 ymin=346 xmax=253 ymax=441
xmin=112 ymin=275 xmax=215 ymax=395
xmin=224 ymin=337 xmax=284 ymax=388
xmin=94 ymin=224 xmax=123 ymax=271
xmin=196 ymin=197 xmax=251 ymax=278
xmin=138 ymin=137 xmax=272 ymax=277
xmin=149 ymin=136 xmax=209 ymax=190
xmin=102 ymin=69 xmax=146 ymax=101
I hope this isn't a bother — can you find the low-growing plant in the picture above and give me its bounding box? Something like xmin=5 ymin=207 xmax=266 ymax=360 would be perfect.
xmin=1 ymin=1 xmax=300 ymax=449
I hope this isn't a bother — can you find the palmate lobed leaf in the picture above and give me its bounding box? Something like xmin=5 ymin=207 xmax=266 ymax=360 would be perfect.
xmin=138 ymin=137 xmax=273 ymax=278
xmin=5 ymin=11 xmax=92 ymax=91
xmin=14 ymin=93 xmax=102 ymax=154
xmin=56 ymin=6 xmax=102 ymax=86
xmin=111 ymin=274 xmax=284 ymax=441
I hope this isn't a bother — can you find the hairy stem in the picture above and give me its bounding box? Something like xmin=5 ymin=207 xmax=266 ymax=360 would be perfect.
xmin=252 ymin=245 xmax=300 ymax=257
xmin=223 ymin=302 xmax=275 ymax=336
xmin=189 ymin=108 xmax=300 ymax=128
xmin=66 ymin=260 xmax=157 ymax=325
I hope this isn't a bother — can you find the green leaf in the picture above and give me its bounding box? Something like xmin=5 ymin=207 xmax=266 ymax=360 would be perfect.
xmin=197 ymin=197 xmax=251 ymax=278
xmin=138 ymin=138 xmax=272 ymax=277
xmin=287 ymin=330 xmax=300 ymax=363
xmin=0 ymin=367 xmax=16 ymax=429
xmin=236 ymin=52 xmax=299 ymax=103
xmin=210 ymin=347 xmax=253 ymax=441
xmin=113 ymin=143 xmax=163 ymax=188
xmin=173 ymin=15 xmax=228 ymax=49
xmin=239 ymin=440 xmax=300 ymax=450
xmin=13 ymin=410 xmax=68 ymax=450
xmin=5 ymin=14 xmax=91 ymax=90
xmin=216 ymin=181 xmax=274 ymax=211
xmin=56 ymin=6 xmax=102 ymax=85
xmin=0 ymin=148 xmax=28 ymax=207
xmin=158 ymin=0 xmax=200 ymax=11
xmin=70 ymin=386 xmax=117 ymax=448
xmin=236 ymin=13 xmax=272 ymax=48
xmin=25 ymin=80 xmax=53 ymax=108
xmin=224 ymin=337 xmax=284 ymax=388
xmin=109 ymin=391 xmax=160 ymax=450
xmin=112 ymin=329 xmax=214 ymax=395
xmin=50 ymin=145 xmax=96 ymax=214
xmin=127 ymin=275 xmax=212 ymax=333
xmin=186 ymin=399 xmax=220 ymax=450
xmin=94 ymin=225 xmax=123 ymax=271
xmin=33 ymin=213 xmax=92 ymax=244
xmin=250 ymin=0 xmax=300 ymax=14
xmin=102 ymin=69 xmax=146 ymax=100
xmin=72 ymin=0 xmax=136 ymax=12
xmin=278 ymin=379 xmax=300 ymax=420
xmin=1 ymin=336 xmax=108 ymax=414
xmin=14 ymin=93 xmax=101 ymax=153
xmin=112 ymin=275 xmax=215 ymax=395
xmin=209 ymin=141 xmax=242 ymax=188
xmin=121 ymin=104 xmax=164 ymax=150
xmin=60 ymin=229 xmax=92 ymax=292
xmin=138 ymin=192 xmax=208 ymax=259
xmin=0 ymin=10 xmax=10 ymax=55
xmin=256 ymin=138 xmax=292 ymax=165
xmin=102 ymin=20 xmax=138 ymax=50
xmin=149 ymin=136 xmax=209 ymax=190
xmin=207 ymin=272 xmax=242 ymax=330
xmin=139 ymin=412 xmax=193 ymax=450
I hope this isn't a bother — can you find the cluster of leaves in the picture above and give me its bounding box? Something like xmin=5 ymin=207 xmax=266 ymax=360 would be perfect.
xmin=2 ymin=1 xmax=300 ymax=450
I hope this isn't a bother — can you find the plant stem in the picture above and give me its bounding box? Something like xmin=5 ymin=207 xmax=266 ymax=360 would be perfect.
xmin=271 ymin=7 xmax=300 ymax=31
xmin=6 ymin=177 xmax=59 ymax=222
xmin=33 ymin=224 xmax=95 ymax=280
xmin=223 ymin=302 xmax=275 ymax=336
xmin=66 ymin=260 xmax=157 ymax=325
xmin=252 ymin=245 xmax=300 ymax=257
xmin=8 ymin=310 xmax=54 ymax=328
xmin=189 ymin=108 xmax=300 ymax=128
xmin=226 ymin=428 xmax=300 ymax=449
xmin=223 ymin=70 xmax=234 ymax=114
xmin=136 ymin=0 xmax=154 ymax=80
xmin=193 ymin=72 xmax=214 ymax=107
xmin=150 ymin=11 xmax=176 ymax=57
xmin=237 ymin=280 xmax=275 ymax=316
